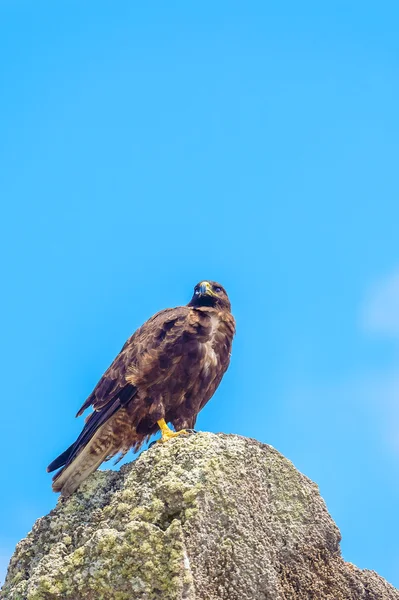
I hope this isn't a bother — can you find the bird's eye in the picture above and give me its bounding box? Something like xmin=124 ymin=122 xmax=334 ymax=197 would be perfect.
xmin=214 ymin=286 xmax=222 ymax=293
xmin=194 ymin=287 xmax=200 ymax=295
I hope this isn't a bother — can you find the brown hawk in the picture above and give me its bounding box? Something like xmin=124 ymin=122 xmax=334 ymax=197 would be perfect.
xmin=47 ymin=281 xmax=235 ymax=496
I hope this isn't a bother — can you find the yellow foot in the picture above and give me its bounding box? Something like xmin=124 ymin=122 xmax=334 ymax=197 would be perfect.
xmin=157 ymin=419 xmax=187 ymax=443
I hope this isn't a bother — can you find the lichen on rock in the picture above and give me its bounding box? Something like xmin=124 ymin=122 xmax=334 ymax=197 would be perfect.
xmin=1 ymin=433 xmax=398 ymax=599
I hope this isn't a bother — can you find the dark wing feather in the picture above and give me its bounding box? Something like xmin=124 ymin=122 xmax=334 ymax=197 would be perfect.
xmin=121 ymin=307 xmax=211 ymax=389
xmin=76 ymin=347 xmax=133 ymax=416
xmin=76 ymin=307 xmax=193 ymax=416
xmin=48 ymin=306 xmax=203 ymax=477
xmin=48 ymin=384 xmax=137 ymax=473
xmin=47 ymin=442 xmax=76 ymax=473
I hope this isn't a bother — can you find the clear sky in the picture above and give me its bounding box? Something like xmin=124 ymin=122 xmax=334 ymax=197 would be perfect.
xmin=1 ymin=0 xmax=399 ymax=588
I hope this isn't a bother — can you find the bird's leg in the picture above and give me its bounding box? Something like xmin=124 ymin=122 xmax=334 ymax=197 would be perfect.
xmin=157 ymin=419 xmax=187 ymax=443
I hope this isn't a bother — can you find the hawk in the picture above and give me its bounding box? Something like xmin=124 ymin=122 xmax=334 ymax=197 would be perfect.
xmin=47 ymin=281 xmax=235 ymax=496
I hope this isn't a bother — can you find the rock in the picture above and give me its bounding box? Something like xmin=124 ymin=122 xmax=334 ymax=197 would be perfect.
xmin=1 ymin=433 xmax=398 ymax=600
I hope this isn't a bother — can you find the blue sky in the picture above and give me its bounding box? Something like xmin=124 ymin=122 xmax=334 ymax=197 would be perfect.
xmin=1 ymin=0 xmax=399 ymax=588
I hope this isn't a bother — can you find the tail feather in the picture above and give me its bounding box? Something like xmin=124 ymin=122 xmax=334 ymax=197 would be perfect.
xmin=47 ymin=384 xmax=138 ymax=496
xmin=52 ymin=425 xmax=113 ymax=497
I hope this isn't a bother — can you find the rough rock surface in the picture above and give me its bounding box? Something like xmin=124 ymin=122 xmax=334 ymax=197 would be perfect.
xmin=2 ymin=433 xmax=398 ymax=600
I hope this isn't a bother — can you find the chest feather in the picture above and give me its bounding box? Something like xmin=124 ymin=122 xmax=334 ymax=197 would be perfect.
xmin=202 ymin=315 xmax=219 ymax=372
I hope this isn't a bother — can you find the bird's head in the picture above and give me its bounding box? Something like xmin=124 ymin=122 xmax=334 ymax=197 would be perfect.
xmin=188 ymin=281 xmax=231 ymax=311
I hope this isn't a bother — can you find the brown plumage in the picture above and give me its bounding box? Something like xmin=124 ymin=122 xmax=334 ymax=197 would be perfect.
xmin=47 ymin=281 xmax=235 ymax=496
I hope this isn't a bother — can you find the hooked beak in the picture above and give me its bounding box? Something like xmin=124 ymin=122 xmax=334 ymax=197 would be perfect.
xmin=198 ymin=281 xmax=214 ymax=296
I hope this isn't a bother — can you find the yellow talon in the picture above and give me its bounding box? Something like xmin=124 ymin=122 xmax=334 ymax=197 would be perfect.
xmin=157 ymin=419 xmax=187 ymax=442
